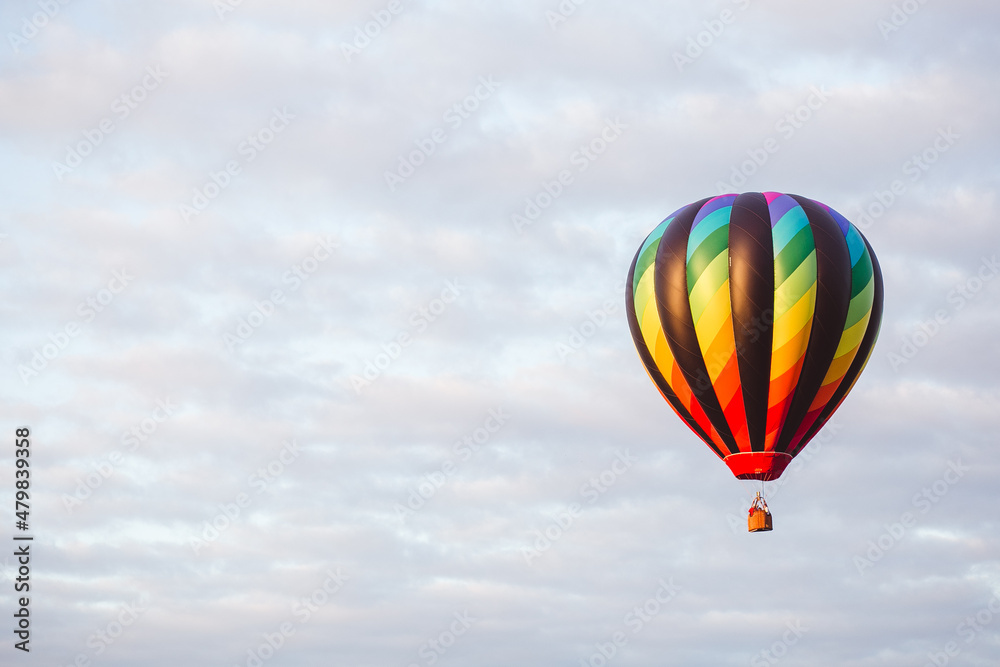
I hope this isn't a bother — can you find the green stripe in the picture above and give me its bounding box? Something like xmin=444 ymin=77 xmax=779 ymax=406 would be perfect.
xmin=688 ymin=251 xmax=729 ymax=323
xmin=632 ymin=218 xmax=673 ymax=296
xmin=774 ymin=250 xmax=816 ymax=317
xmin=850 ymin=250 xmax=874 ymax=299
xmin=634 ymin=266 xmax=655 ymax=319
xmin=774 ymin=225 xmax=815 ymax=286
xmin=686 ymin=208 xmax=730 ymax=261
xmin=634 ymin=241 xmax=659 ymax=293
xmin=772 ymin=206 xmax=810 ymax=251
xmin=686 ymin=224 xmax=729 ymax=293
xmin=844 ymin=277 xmax=875 ymax=329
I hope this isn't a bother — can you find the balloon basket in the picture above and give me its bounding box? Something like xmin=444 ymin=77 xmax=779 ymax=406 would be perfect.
xmin=747 ymin=492 xmax=772 ymax=532
xmin=748 ymin=509 xmax=773 ymax=532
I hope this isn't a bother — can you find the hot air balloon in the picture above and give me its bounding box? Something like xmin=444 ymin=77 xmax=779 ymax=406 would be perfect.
xmin=626 ymin=192 xmax=883 ymax=532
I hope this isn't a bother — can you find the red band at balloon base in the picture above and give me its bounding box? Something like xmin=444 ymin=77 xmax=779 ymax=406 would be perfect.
xmin=723 ymin=452 xmax=793 ymax=481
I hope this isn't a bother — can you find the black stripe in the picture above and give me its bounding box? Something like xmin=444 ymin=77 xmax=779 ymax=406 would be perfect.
xmin=774 ymin=196 xmax=852 ymax=454
xmin=626 ymin=249 xmax=723 ymax=459
xmin=655 ymin=199 xmax=738 ymax=457
xmin=728 ymin=192 xmax=774 ymax=453
xmin=790 ymin=232 xmax=884 ymax=455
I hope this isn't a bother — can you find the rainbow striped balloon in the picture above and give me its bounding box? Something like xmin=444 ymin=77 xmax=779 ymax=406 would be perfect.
xmin=626 ymin=192 xmax=884 ymax=481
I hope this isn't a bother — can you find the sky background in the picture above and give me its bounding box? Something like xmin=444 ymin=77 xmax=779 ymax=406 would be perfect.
xmin=0 ymin=0 xmax=998 ymax=665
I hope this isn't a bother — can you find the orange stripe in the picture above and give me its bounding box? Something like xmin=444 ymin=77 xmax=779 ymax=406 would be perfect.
xmin=808 ymin=382 xmax=840 ymax=412
xmin=712 ymin=352 xmax=742 ymax=410
xmin=763 ymin=357 xmax=806 ymax=450
xmin=701 ymin=314 xmax=735 ymax=381
xmin=698 ymin=313 xmax=751 ymax=450
xmin=718 ymin=355 xmax=750 ymax=452
xmin=767 ymin=360 xmax=803 ymax=408
xmin=804 ymin=342 xmax=865 ymax=413
xmin=770 ymin=330 xmax=810 ymax=384
xmin=821 ymin=343 xmax=862 ymax=387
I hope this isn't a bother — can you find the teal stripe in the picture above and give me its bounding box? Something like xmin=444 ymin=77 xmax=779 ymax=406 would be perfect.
xmin=686 ymin=225 xmax=729 ymax=294
xmin=772 ymin=205 xmax=810 ymax=252
xmin=845 ymin=225 xmax=866 ymax=266
xmin=633 ymin=217 xmax=673 ymax=294
xmin=686 ymin=207 xmax=731 ymax=261
xmin=638 ymin=218 xmax=671 ymax=263
xmin=850 ymin=249 xmax=874 ymax=299
xmin=774 ymin=225 xmax=815 ymax=286
xmin=634 ymin=241 xmax=659 ymax=294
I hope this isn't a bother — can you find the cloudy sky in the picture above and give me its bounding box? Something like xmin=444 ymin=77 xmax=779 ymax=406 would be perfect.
xmin=1 ymin=0 xmax=998 ymax=664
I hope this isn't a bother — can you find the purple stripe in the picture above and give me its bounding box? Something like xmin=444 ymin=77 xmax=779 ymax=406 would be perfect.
xmin=766 ymin=194 xmax=798 ymax=228
xmin=821 ymin=203 xmax=851 ymax=237
xmin=691 ymin=194 xmax=737 ymax=231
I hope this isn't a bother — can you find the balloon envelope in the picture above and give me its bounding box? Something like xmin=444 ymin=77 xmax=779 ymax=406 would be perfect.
xmin=626 ymin=192 xmax=883 ymax=481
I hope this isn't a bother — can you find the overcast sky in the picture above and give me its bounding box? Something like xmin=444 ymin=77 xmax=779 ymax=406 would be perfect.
xmin=0 ymin=0 xmax=998 ymax=665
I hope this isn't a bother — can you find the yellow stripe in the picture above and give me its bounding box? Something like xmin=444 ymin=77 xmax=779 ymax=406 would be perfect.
xmin=820 ymin=343 xmax=860 ymax=384
xmin=689 ymin=252 xmax=729 ymax=322
xmin=639 ymin=289 xmax=680 ymax=391
xmin=693 ymin=279 xmax=732 ymax=349
xmin=834 ymin=311 xmax=872 ymax=357
xmin=634 ymin=269 xmax=655 ymax=317
xmin=639 ymin=296 xmax=663 ymax=352
xmin=771 ymin=337 xmax=805 ymax=380
xmin=652 ymin=329 xmax=675 ymax=376
xmin=774 ymin=250 xmax=817 ymax=318
xmin=772 ymin=284 xmax=816 ymax=350
xmin=701 ymin=317 xmax=736 ymax=383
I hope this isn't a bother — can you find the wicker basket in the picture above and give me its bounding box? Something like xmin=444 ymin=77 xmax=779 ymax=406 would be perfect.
xmin=748 ymin=509 xmax=773 ymax=532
